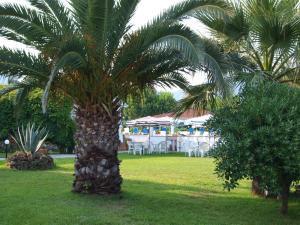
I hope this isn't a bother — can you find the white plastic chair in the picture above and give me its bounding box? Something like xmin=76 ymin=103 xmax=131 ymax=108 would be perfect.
xmin=133 ymin=143 xmax=143 ymax=155
xmin=142 ymin=142 xmax=150 ymax=154
xmin=179 ymin=142 xmax=184 ymax=153
xmin=158 ymin=141 xmax=167 ymax=154
xmin=128 ymin=142 xmax=134 ymax=154
xmin=177 ymin=139 xmax=184 ymax=152
xmin=150 ymin=142 xmax=159 ymax=154
xmin=188 ymin=143 xmax=199 ymax=157
xmin=198 ymin=142 xmax=210 ymax=157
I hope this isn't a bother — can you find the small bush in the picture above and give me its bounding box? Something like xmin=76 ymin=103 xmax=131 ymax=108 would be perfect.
xmin=208 ymin=82 xmax=300 ymax=214
xmin=7 ymin=151 xmax=54 ymax=170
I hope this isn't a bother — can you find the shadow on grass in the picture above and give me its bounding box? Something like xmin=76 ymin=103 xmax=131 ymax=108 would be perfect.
xmin=1 ymin=159 xmax=299 ymax=225
xmin=44 ymin=169 xmax=300 ymax=225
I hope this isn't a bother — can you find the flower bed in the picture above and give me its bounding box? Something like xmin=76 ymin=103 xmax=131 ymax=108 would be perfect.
xmin=7 ymin=151 xmax=54 ymax=170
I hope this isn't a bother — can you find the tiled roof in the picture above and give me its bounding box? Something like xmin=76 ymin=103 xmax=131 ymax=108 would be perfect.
xmin=152 ymin=109 xmax=210 ymax=120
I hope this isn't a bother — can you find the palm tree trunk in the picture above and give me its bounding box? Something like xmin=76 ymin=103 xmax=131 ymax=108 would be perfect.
xmin=72 ymin=105 xmax=122 ymax=195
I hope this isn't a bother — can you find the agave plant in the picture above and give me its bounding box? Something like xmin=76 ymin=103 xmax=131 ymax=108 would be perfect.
xmin=11 ymin=123 xmax=48 ymax=154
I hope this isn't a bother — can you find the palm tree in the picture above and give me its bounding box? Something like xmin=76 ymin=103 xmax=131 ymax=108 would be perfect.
xmin=179 ymin=0 xmax=300 ymax=111
xmin=176 ymin=38 xmax=250 ymax=113
xmin=0 ymin=0 xmax=227 ymax=194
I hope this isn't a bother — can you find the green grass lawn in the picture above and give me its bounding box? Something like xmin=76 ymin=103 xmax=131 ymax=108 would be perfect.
xmin=0 ymin=154 xmax=299 ymax=225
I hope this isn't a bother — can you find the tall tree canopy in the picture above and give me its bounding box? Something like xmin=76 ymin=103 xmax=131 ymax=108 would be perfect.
xmin=179 ymin=0 xmax=300 ymax=112
xmin=124 ymin=89 xmax=177 ymax=121
xmin=0 ymin=0 xmax=228 ymax=194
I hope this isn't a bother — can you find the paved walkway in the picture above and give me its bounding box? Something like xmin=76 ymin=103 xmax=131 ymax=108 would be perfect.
xmin=51 ymin=154 xmax=76 ymax=159
xmin=0 ymin=152 xmax=130 ymax=161
xmin=0 ymin=154 xmax=76 ymax=161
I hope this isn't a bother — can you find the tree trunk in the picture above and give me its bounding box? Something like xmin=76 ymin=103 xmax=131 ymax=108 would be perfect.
xmin=296 ymin=185 xmax=300 ymax=196
xmin=252 ymin=176 xmax=265 ymax=196
xmin=72 ymin=105 xmax=122 ymax=195
xmin=279 ymin=178 xmax=291 ymax=215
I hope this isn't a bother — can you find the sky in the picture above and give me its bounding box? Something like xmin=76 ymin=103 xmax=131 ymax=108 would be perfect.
xmin=0 ymin=0 xmax=210 ymax=100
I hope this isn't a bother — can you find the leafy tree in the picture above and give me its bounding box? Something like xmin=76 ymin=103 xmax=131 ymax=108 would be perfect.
xmin=207 ymin=82 xmax=300 ymax=215
xmin=0 ymin=0 xmax=228 ymax=194
xmin=0 ymin=92 xmax=15 ymax=139
xmin=18 ymin=90 xmax=76 ymax=152
xmin=124 ymin=89 xmax=177 ymax=120
xmin=0 ymin=88 xmax=75 ymax=152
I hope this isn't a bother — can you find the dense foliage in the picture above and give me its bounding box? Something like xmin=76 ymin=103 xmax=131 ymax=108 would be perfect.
xmin=179 ymin=0 xmax=300 ymax=112
xmin=0 ymin=92 xmax=15 ymax=140
xmin=123 ymin=89 xmax=177 ymax=120
xmin=203 ymin=0 xmax=300 ymax=84
xmin=208 ymin=82 xmax=300 ymax=214
xmin=0 ymin=88 xmax=75 ymax=152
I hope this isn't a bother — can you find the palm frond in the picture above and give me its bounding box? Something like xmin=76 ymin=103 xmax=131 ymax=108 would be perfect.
xmin=193 ymin=0 xmax=300 ymax=86
xmin=0 ymin=82 xmax=30 ymax=96
xmin=28 ymin=0 xmax=75 ymax=32
xmin=106 ymin=0 xmax=140 ymax=69
xmin=0 ymin=3 xmax=56 ymax=47
xmin=175 ymin=83 xmax=217 ymax=116
xmin=86 ymin=0 xmax=114 ymax=65
xmin=41 ymin=51 xmax=86 ymax=112
xmin=69 ymin=0 xmax=88 ymax=29
xmin=14 ymin=85 xmax=33 ymax=116
xmin=149 ymin=0 xmax=229 ymax=25
xmin=0 ymin=47 xmax=49 ymax=79
xmin=0 ymin=0 xmax=234 ymax=117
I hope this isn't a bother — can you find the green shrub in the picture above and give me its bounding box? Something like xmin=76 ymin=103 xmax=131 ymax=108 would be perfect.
xmin=0 ymin=88 xmax=75 ymax=152
xmin=208 ymin=82 xmax=300 ymax=215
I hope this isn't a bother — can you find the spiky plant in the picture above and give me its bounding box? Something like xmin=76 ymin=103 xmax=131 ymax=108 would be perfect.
xmin=0 ymin=0 xmax=228 ymax=194
xmin=11 ymin=122 xmax=48 ymax=154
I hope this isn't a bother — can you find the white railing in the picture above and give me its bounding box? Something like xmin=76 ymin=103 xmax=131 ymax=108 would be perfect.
xmin=125 ymin=134 xmax=219 ymax=154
